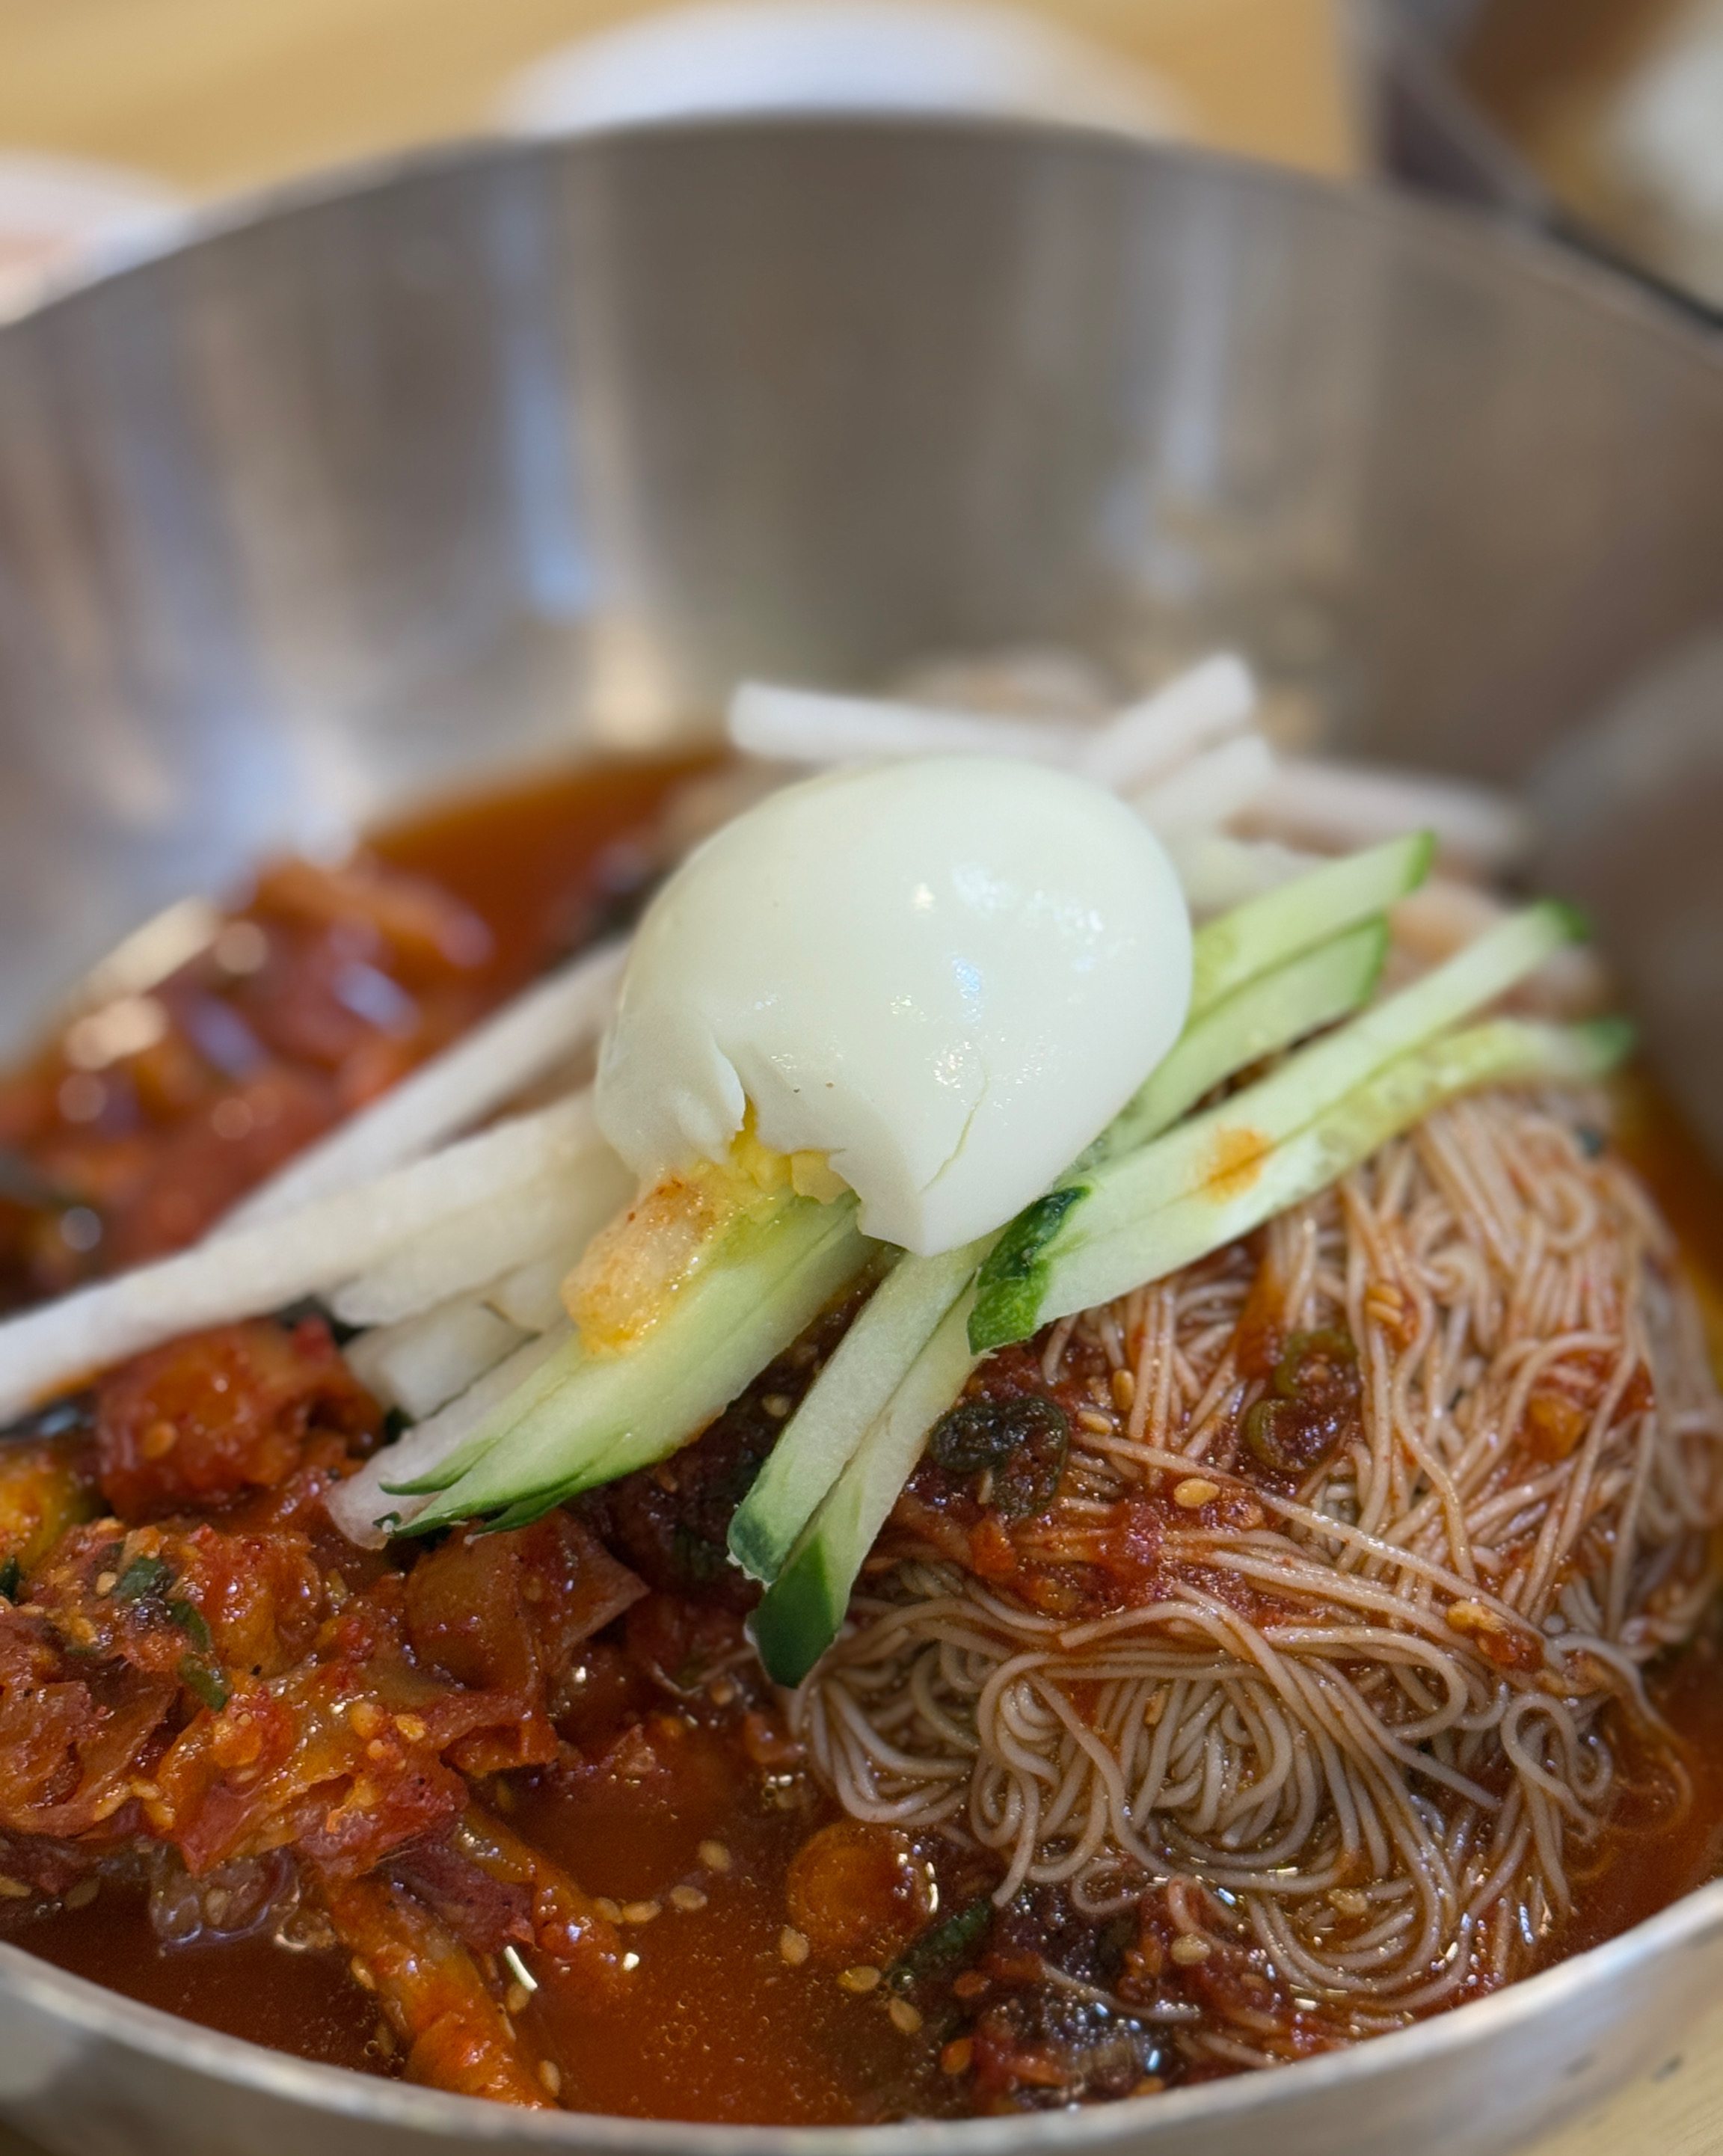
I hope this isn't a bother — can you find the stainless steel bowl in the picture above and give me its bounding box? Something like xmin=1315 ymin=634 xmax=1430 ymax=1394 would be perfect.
xmin=1 ymin=118 xmax=1722 ymax=2156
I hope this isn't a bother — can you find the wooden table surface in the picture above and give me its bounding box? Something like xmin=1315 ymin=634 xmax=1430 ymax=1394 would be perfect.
xmin=0 ymin=0 xmax=1359 ymax=197
xmin=0 ymin=0 xmax=1715 ymax=2149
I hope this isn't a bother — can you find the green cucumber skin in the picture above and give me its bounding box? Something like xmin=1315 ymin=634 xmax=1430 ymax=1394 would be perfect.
xmin=972 ymin=901 xmax=1577 ymax=1349
xmin=750 ymin=1538 xmax=844 ymax=1688
xmin=405 ymin=1198 xmax=870 ymax=1532
xmin=1104 ymin=918 xmax=1387 ymax=1161
xmin=971 ymin=920 xmax=1389 ymax=1352
xmin=1042 ymin=1016 xmax=1630 ymax=1324
xmin=383 ymin=1333 xmax=587 ymax=1496
xmin=727 ymin=1239 xmax=983 ymax=1584
xmin=964 ymin=1187 xmax=1085 ymax=1358
xmin=750 ymin=1294 xmax=977 ymax=1686
xmin=1188 ymin=831 xmax=1432 ymax=1015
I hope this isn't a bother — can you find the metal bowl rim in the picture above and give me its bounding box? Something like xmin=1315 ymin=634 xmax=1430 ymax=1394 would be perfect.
xmin=10 ymin=110 xmax=1723 ymax=392
xmin=3 ymin=1867 xmax=1720 ymax=2146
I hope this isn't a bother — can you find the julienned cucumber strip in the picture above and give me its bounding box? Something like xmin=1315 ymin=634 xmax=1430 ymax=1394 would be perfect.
xmin=1041 ymin=1016 xmax=1632 ymax=1324
xmin=387 ymin=1331 xmax=591 ymax=1495
xmin=971 ymin=900 xmax=1579 ymax=1351
xmin=727 ymin=1237 xmax=985 ymax=1583
xmin=1090 ymin=919 xmax=1388 ymax=1167
xmin=737 ymin=915 xmax=1390 ymax=1581
xmin=1188 ymin=831 xmax=1432 ymax=1016
xmin=401 ymin=1195 xmax=873 ymax=1530
xmin=758 ymin=1016 xmax=1630 ymax=1687
xmin=386 ymin=1186 xmax=834 ymax=1494
xmin=751 ymin=1292 xmax=980 ymax=1688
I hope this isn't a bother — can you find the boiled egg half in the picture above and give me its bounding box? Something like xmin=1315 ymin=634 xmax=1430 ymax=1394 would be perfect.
xmin=595 ymin=755 xmax=1192 ymax=1256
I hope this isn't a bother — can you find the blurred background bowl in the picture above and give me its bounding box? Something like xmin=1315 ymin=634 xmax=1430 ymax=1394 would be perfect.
xmin=1 ymin=116 xmax=1723 ymax=2156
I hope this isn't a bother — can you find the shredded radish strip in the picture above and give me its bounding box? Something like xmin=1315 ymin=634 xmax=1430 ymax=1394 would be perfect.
xmin=728 ymin=681 xmax=1075 ymax=767
xmin=1134 ymin=731 xmax=1277 ymax=837
xmin=0 ymin=1093 xmax=600 ymax=1420
xmin=1247 ymin=755 xmax=1532 ymax=875
xmin=331 ymin=1143 xmax=630 ymax=1327
xmin=1072 ymin=653 xmax=1256 ymax=792
xmin=218 ymin=938 xmax=626 ymax=1230
xmin=328 ymin=1323 xmax=577 ymax=1547
xmin=344 ymin=1299 xmax=529 ymax=1422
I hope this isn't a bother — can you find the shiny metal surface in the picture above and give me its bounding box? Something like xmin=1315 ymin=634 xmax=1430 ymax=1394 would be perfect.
xmin=0 ymin=118 xmax=1722 ymax=2156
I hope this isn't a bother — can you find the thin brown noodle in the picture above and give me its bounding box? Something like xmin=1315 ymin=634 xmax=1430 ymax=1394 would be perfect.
xmin=796 ymin=1087 xmax=1723 ymax=2054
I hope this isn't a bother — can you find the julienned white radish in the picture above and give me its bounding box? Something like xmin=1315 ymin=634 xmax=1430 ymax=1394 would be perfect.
xmin=331 ymin=1142 xmax=631 ymax=1327
xmin=343 ymin=1298 xmax=529 ymax=1422
xmin=485 ymin=1234 xmax=596 ymax=1333
xmin=1247 ymin=756 xmax=1532 ymax=876
xmin=1072 ymin=653 xmax=1256 ymax=793
xmin=728 ymin=681 xmax=1075 ymax=767
xmin=1134 ymin=731 xmax=1277 ymax=839
xmin=727 ymin=654 xmax=1257 ymax=800
xmin=0 ymin=1090 xmax=601 ymax=1421
xmin=217 ymin=939 xmax=626 ymax=1230
xmin=327 ymin=1322 xmax=575 ymax=1546
xmin=1161 ymin=831 xmax=1317 ymax=915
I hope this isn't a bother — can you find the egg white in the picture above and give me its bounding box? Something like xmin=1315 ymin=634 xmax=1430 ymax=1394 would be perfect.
xmin=595 ymin=755 xmax=1192 ymax=1255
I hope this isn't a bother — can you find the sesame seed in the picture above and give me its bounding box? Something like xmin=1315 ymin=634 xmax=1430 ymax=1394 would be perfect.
xmin=538 ymin=2060 xmax=562 ymax=2097
xmin=762 ymin=1395 xmax=794 ymax=1418
xmin=506 ymin=1983 xmax=530 ymax=2016
xmin=698 ymin=1840 xmax=732 ymax=1873
xmin=64 ymin=1878 xmax=98 ymax=1910
xmin=1111 ymin=1369 xmax=1137 ymax=1410
xmin=1173 ymin=1477 xmax=1220 ymax=1509
xmin=621 ymin=1900 xmax=661 ymax=1925
xmin=1077 ymin=1410 xmax=1114 ymax=1436
xmin=952 ymin=1971 xmax=989 ymax=2000
xmin=888 ymin=1997 xmax=923 ymax=2034
xmin=671 ymin=1885 xmax=707 ymax=1912
xmin=940 ymin=2039 xmax=973 ymax=2076
xmin=94 ymin=1572 xmax=117 ymax=1596
xmin=778 ymin=1927 xmax=811 ymax=1965
xmin=140 ymin=1421 xmax=178 ymax=1461
xmin=838 ymin=1965 xmax=881 ymax=1994
xmin=350 ymin=1957 xmax=377 ymax=1991
xmin=621 ymin=1952 xmax=640 ymax=1971
xmin=1170 ymin=1934 xmax=1211 ymax=1965
xmin=595 ymin=1898 xmax=623 ymax=1923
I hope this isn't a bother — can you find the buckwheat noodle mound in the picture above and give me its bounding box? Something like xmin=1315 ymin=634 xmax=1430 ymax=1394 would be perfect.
xmin=801 ymin=1086 xmax=1723 ymax=2060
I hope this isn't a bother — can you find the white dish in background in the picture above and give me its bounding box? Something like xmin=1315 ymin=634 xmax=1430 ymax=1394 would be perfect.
xmin=497 ymin=0 xmax=1186 ymax=141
